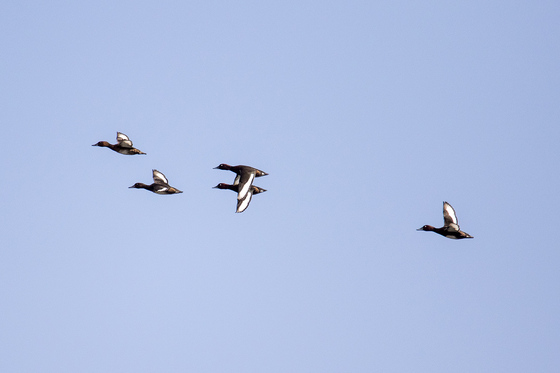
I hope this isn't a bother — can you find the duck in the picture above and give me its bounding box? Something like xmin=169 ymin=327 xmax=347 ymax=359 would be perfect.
xmin=92 ymin=132 xmax=146 ymax=155
xmin=213 ymin=164 xmax=268 ymax=201
xmin=417 ymin=201 xmax=473 ymax=239
xmin=129 ymin=169 xmax=182 ymax=194
xmin=213 ymin=183 xmax=267 ymax=213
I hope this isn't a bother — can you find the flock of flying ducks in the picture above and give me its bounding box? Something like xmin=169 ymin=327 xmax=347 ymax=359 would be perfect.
xmin=93 ymin=132 xmax=473 ymax=238
xmin=93 ymin=132 xmax=268 ymax=213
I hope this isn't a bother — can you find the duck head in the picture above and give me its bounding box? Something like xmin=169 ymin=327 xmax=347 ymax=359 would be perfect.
xmin=213 ymin=183 xmax=230 ymax=189
xmin=417 ymin=225 xmax=435 ymax=232
xmin=92 ymin=141 xmax=110 ymax=147
xmin=213 ymin=164 xmax=232 ymax=170
xmin=129 ymin=183 xmax=147 ymax=189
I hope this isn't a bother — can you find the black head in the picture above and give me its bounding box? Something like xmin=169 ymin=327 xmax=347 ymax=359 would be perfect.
xmin=213 ymin=183 xmax=236 ymax=191
xmin=213 ymin=183 xmax=229 ymax=189
xmin=129 ymin=183 xmax=145 ymax=189
xmin=213 ymin=164 xmax=231 ymax=170
xmin=92 ymin=141 xmax=109 ymax=147
xmin=417 ymin=225 xmax=435 ymax=232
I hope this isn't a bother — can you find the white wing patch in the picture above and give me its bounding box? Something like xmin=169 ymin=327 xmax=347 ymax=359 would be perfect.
xmin=447 ymin=223 xmax=460 ymax=232
xmin=237 ymin=173 xmax=255 ymax=201
xmin=236 ymin=191 xmax=253 ymax=213
xmin=117 ymin=132 xmax=133 ymax=148
xmin=233 ymin=174 xmax=241 ymax=186
xmin=443 ymin=202 xmax=458 ymax=226
xmin=154 ymin=185 xmax=169 ymax=194
xmin=117 ymin=132 xmax=130 ymax=141
xmin=152 ymin=170 xmax=169 ymax=184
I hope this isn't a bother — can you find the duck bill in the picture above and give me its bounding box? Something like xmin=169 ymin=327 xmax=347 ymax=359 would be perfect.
xmin=416 ymin=227 xmax=424 ymax=231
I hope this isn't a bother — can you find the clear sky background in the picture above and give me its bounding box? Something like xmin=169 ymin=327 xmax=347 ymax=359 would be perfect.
xmin=2 ymin=1 xmax=559 ymax=372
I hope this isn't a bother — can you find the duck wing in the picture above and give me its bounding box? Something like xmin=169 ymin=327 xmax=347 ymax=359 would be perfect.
xmin=233 ymin=174 xmax=241 ymax=186
xmin=236 ymin=171 xmax=256 ymax=201
xmin=153 ymin=183 xmax=171 ymax=193
xmin=236 ymin=189 xmax=254 ymax=213
xmin=152 ymin=169 xmax=169 ymax=185
xmin=443 ymin=201 xmax=460 ymax=231
xmin=116 ymin=132 xmax=133 ymax=148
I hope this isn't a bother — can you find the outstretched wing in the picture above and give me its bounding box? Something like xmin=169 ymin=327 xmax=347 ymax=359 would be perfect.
xmin=152 ymin=169 xmax=169 ymax=185
xmin=443 ymin=201 xmax=460 ymax=231
xmin=116 ymin=132 xmax=133 ymax=148
xmin=236 ymin=189 xmax=254 ymax=213
xmin=236 ymin=171 xmax=256 ymax=201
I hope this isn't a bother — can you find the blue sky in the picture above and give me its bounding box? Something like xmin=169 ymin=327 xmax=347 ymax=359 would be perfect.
xmin=2 ymin=1 xmax=559 ymax=372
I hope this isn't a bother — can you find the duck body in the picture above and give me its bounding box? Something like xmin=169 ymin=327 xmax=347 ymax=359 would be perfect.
xmin=416 ymin=225 xmax=473 ymax=239
xmin=213 ymin=164 xmax=268 ymax=202
xmin=129 ymin=169 xmax=182 ymax=195
xmin=93 ymin=132 xmax=146 ymax=155
xmin=213 ymin=183 xmax=266 ymax=213
xmin=213 ymin=183 xmax=267 ymax=195
xmin=417 ymin=201 xmax=473 ymax=239
xmin=213 ymin=164 xmax=268 ymax=178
